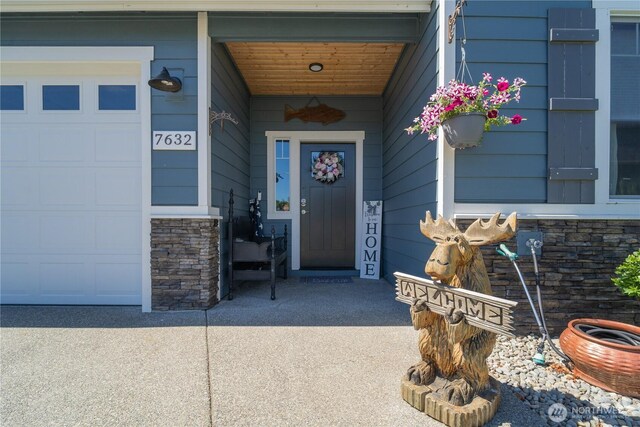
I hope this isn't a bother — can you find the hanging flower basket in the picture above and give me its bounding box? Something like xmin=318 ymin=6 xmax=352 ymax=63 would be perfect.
xmin=405 ymin=73 xmax=527 ymax=150
xmin=441 ymin=112 xmax=487 ymax=149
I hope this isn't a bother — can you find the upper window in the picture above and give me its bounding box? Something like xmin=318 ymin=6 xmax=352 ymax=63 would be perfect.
xmin=42 ymin=85 xmax=80 ymax=111
xmin=610 ymin=21 xmax=640 ymax=197
xmin=275 ymin=139 xmax=290 ymax=212
xmin=98 ymin=85 xmax=136 ymax=110
xmin=0 ymin=85 xmax=24 ymax=110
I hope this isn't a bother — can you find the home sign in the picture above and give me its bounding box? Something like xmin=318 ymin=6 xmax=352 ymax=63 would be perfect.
xmin=360 ymin=201 xmax=382 ymax=280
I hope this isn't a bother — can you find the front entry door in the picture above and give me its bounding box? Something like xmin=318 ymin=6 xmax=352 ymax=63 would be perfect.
xmin=300 ymin=143 xmax=356 ymax=268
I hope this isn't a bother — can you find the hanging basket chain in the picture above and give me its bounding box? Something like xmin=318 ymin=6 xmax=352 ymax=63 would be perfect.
xmin=447 ymin=0 xmax=466 ymax=44
xmin=454 ymin=0 xmax=473 ymax=84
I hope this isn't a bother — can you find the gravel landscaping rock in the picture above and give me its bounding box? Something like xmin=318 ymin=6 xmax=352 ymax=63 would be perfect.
xmin=489 ymin=334 xmax=640 ymax=426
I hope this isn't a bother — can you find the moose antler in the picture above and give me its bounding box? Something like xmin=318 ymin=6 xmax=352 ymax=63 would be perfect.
xmin=420 ymin=211 xmax=461 ymax=243
xmin=463 ymin=212 xmax=517 ymax=246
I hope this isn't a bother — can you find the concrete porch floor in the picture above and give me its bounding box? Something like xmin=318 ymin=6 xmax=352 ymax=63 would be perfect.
xmin=1 ymin=277 xmax=540 ymax=426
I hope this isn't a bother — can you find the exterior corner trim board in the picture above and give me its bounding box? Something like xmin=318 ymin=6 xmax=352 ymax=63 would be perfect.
xmin=1 ymin=1 xmax=432 ymax=13
xmin=437 ymin=0 xmax=457 ymax=219
xmin=197 ymin=12 xmax=212 ymax=212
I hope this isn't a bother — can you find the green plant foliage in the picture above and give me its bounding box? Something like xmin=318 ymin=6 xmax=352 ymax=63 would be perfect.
xmin=612 ymin=250 xmax=640 ymax=299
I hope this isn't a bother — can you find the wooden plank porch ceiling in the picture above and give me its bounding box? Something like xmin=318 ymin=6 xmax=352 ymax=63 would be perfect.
xmin=225 ymin=42 xmax=405 ymax=96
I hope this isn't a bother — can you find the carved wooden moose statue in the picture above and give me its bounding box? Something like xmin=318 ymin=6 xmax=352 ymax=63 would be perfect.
xmin=406 ymin=211 xmax=517 ymax=407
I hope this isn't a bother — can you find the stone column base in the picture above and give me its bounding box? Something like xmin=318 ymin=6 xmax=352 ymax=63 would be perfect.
xmin=401 ymin=376 xmax=501 ymax=427
xmin=151 ymin=218 xmax=220 ymax=310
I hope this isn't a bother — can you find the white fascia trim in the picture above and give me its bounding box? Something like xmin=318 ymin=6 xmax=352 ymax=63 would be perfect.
xmin=197 ymin=12 xmax=212 ymax=211
xmin=151 ymin=206 xmax=221 ymax=218
xmin=1 ymin=46 xmax=156 ymax=312
xmin=1 ymin=1 xmax=431 ymax=13
xmin=436 ymin=0 xmax=456 ymax=219
xmin=265 ymin=130 xmax=365 ymax=271
xmin=1 ymin=46 xmax=154 ymax=63
xmin=454 ymin=203 xmax=640 ymax=220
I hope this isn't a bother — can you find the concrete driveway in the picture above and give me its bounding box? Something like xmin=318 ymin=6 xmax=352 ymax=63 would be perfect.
xmin=1 ymin=278 xmax=540 ymax=426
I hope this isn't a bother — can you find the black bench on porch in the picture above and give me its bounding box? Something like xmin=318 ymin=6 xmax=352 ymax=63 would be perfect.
xmin=227 ymin=189 xmax=288 ymax=300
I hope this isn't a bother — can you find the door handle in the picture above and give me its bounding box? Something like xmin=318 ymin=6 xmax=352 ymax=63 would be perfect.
xmin=301 ymin=209 xmax=307 ymax=215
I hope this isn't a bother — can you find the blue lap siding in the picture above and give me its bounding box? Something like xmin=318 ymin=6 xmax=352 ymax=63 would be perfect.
xmin=0 ymin=13 xmax=199 ymax=206
xmin=211 ymin=43 xmax=251 ymax=297
xmin=382 ymin=5 xmax=440 ymax=280
xmin=453 ymin=0 xmax=591 ymax=203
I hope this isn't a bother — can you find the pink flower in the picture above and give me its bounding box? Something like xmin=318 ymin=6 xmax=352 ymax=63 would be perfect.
xmin=482 ymin=72 xmax=493 ymax=82
xmin=487 ymin=109 xmax=498 ymax=119
xmin=497 ymin=81 xmax=510 ymax=92
xmin=444 ymin=98 xmax=463 ymax=111
xmin=511 ymin=114 xmax=523 ymax=124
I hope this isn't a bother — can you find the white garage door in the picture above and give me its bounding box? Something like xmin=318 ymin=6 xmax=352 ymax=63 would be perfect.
xmin=1 ymin=63 xmax=142 ymax=305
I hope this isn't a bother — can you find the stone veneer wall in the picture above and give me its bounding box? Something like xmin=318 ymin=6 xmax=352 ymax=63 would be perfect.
xmin=151 ymin=218 xmax=220 ymax=310
xmin=456 ymin=219 xmax=639 ymax=335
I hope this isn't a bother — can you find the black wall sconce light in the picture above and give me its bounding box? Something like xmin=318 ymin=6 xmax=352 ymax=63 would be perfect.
xmin=148 ymin=67 xmax=182 ymax=92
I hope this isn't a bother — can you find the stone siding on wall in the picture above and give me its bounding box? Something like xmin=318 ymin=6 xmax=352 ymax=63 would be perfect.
xmin=457 ymin=219 xmax=639 ymax=335
xmin=151 ymin=218 xmax=220 ymax=310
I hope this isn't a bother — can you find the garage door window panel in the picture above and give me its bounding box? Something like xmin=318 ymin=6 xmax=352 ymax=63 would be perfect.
xmin=42 ymin=85 xmax=80 ymax=111
xmin=0 ymin=85 xmax=24 ymax=111
xmin=98 ymin=85 xmax=136 ymax=111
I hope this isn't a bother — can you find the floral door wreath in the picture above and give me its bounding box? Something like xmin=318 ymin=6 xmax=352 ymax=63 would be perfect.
xmin=312 ymin=151 xmax=344 ymax=184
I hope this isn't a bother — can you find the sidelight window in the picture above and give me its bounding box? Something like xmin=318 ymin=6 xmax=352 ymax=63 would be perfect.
xmin=275 ymin=139 xmax=290 ymax=211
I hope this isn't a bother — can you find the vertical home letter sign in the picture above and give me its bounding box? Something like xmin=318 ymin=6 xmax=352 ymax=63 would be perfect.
xmin=360 ymin=201 xmax=383 ymax=280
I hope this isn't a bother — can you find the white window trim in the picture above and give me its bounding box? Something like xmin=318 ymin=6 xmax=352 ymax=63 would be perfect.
xmin=1 ymin=45 xmax=155 ymax=311
xmin=266 ymin=130 xmax=365 ymax=271
xmin=446 ymin=3 xmax=640 ymax=220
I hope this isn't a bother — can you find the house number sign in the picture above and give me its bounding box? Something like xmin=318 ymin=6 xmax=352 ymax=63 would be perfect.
xmin=152 ymin=131 xmax=196 ymax=150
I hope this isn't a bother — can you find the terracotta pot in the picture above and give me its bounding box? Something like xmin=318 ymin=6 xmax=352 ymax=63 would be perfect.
xmin=559 ymin=318 xmax=640 ymax=398
xmin=441 ymin=112 xmax=486 ymax=149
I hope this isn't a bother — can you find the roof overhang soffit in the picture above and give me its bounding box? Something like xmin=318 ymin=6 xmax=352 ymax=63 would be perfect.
xmin=1 ymin=1 xmax=431 ymax=14
xmin=209 ymin=13 xmax=422 ymax=43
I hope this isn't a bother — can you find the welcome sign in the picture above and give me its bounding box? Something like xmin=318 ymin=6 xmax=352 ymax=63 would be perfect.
xmin=394 ymin=272 xmax=517 ymax=337
xmin=360 ymin=201 xmax=382 ymax=280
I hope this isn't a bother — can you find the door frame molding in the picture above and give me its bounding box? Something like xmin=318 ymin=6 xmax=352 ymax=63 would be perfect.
xmin=265 ymin=130 xmax=364 ymax=270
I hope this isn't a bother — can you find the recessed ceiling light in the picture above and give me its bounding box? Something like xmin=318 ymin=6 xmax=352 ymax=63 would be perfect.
xmin=309 ymin=63 xmax=323 ymax=72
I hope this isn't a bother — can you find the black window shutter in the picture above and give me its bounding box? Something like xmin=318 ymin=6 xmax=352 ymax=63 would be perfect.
xmin=547 ymin=8 xmax=599 ymax=204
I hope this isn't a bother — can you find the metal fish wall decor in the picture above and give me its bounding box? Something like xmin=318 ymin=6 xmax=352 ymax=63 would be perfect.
xmin=284 ymin=99 xmax=346 ymax=125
